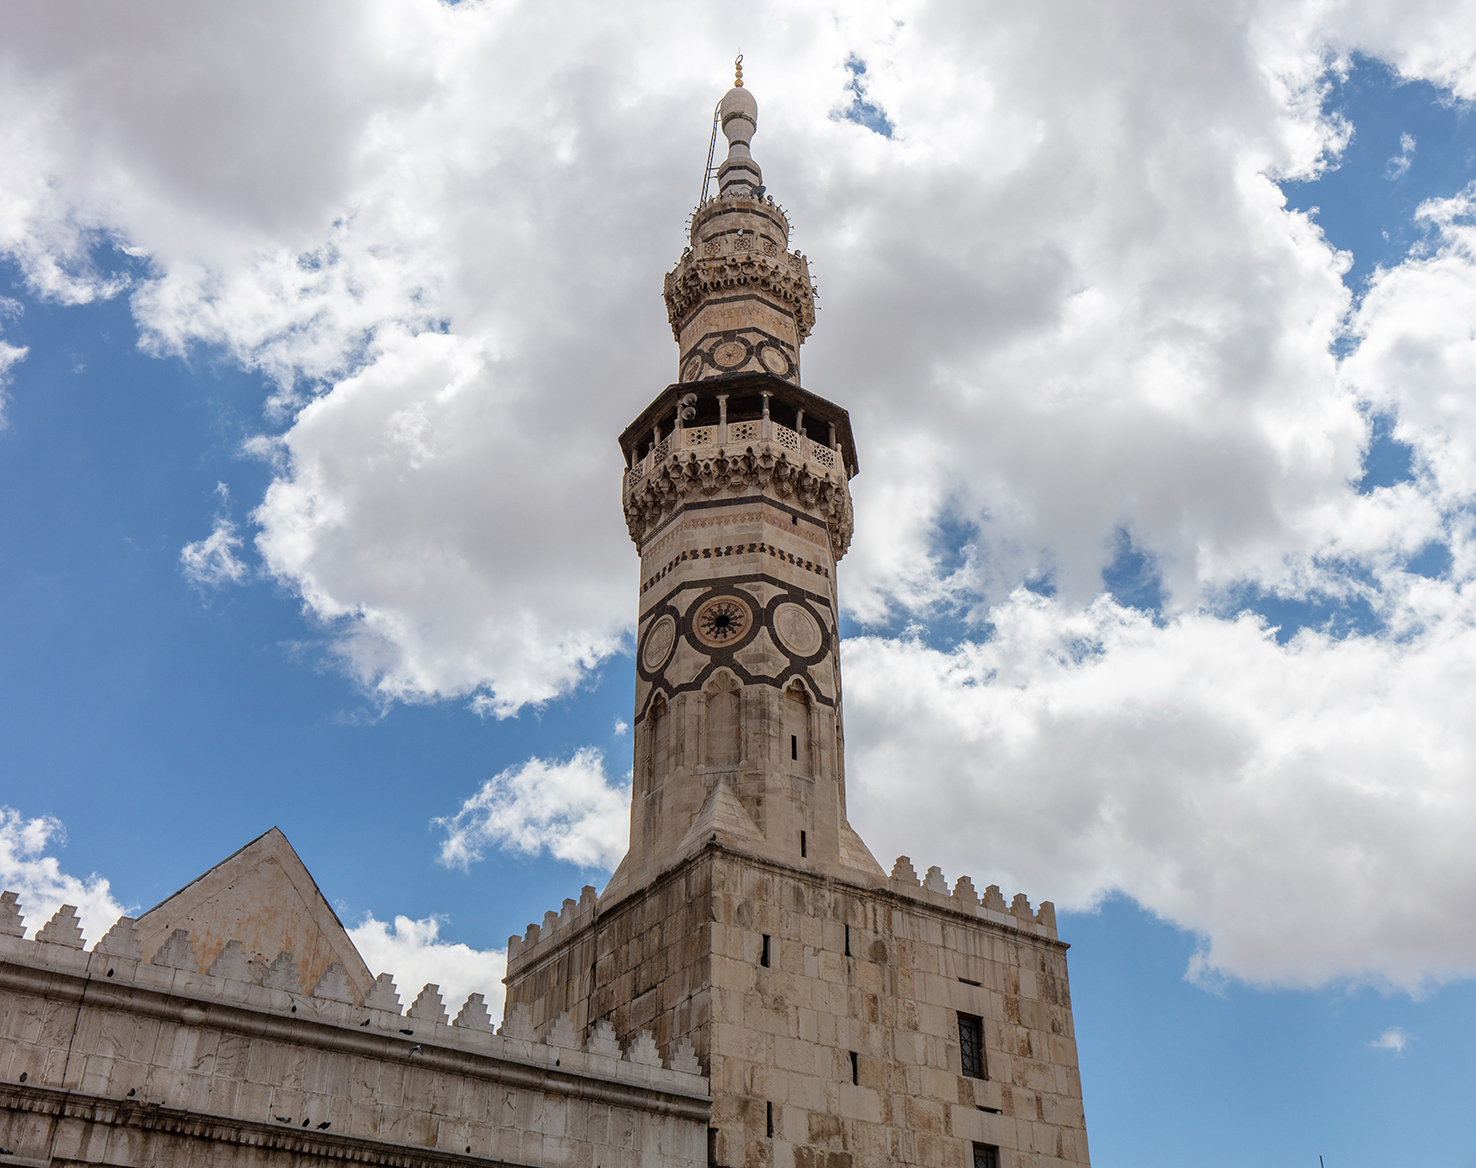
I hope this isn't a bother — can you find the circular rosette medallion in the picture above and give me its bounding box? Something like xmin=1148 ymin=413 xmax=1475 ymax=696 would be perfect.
xmin=773 ymin=602 xmax=824 ymax=657
xmin=713 ymin=340 xmax=748 ymax=369
xmin=641 ymin=614 xmax=677 ymax=671
xmin=691 ymin=595 xmax=754 ymax=649
xmin=758 ymin=345 xmax=791 ymax=376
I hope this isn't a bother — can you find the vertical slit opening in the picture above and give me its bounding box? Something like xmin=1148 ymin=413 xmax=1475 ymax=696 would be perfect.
xmin=791 ymin=734 xmax=798 ymax=760
xmin=850 ymin=1051 xmax=859 ymax=1085
xmin=766 ymin=1101 xmax=774 ymax=1138
xmin=800 ymin=830 xmax=807 ymax=857
xmin=761 ymin=934 xmax=771 ymax=967
xmin=845 ymin=925 xmax=851 ymax=956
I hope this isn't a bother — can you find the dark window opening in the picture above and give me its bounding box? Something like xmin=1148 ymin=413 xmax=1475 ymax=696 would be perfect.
xmin=959 ymin=1012 xmax=986 ymax=1080
xmin=766 ymin=1101 xmax=774 ymax=1138
xmin=791 ymin=734 xmax=798 ymax=760
xmin=845 ymin=925 xmax=851 ymax=956
xmin=760 ymin=934 xmax=771 ymax=967
xmin=800 ymin=830 xmax=807 ymax=857
xmin=958 ymin=976 xmax=981 ymax=987
xmin=849 ymin=1051 xmax=859 ymax=1084
xmin=791 ymin=514 xmax=798 ymax=525
xmin=973 ymin=1142 xmax=999 ymax=1168
xmin=708 ymin=1127 xmax=719 ymax=1168
xmin=977 ymin=1106 xmax=1002 ymax=1115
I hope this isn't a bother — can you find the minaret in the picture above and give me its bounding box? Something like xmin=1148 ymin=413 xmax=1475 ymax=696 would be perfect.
xmin=603 ymin=58 xmax=880 ymax=903
xmin=503 ymin=67 xmax=1092 ymax=1168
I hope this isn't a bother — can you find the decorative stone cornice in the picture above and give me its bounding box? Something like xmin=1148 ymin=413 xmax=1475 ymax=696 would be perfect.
xmin=623 ymin=441 xmax=853 ymax=557
xmin=663 ymin=251 xmax=816 ymax=343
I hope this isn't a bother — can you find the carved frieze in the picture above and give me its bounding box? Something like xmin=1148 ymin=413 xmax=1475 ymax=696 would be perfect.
xmin=624 ymin=444 xmax=853 ymax=558
xmin=663 ymin=251 xmax=816 ymax=343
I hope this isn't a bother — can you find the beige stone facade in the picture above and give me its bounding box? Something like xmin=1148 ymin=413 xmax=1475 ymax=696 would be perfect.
xmin=0 ymin=844 xmax=709 ymax=1168
xmin=506 ymin=75 xmax=1093 ymax=1168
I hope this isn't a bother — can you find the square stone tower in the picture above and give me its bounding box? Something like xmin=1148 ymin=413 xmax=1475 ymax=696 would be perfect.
xmin=504 ymin=62 xmax=1091 ymax=1168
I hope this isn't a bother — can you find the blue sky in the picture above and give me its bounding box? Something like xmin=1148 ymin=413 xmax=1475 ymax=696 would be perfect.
xmin=4 ymin=6 xmax=1476 ymax=1165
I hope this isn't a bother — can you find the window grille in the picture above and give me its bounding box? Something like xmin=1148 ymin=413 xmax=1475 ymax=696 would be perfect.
xmin=973 ymin=1143 xmax=999 ymax=1168
xmin=958 ymin=1012 xmax=986 ymax=1079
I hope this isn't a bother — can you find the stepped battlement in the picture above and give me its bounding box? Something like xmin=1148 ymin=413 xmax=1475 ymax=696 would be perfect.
xmin=0 ymin=891 xmax=708 ymax=1095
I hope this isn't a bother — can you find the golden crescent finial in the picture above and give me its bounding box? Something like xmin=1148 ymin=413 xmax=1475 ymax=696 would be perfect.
xmin=734 ymin=54 xmax=744 ymax=87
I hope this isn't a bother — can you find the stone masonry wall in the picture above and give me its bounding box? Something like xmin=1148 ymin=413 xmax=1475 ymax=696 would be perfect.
xmin=0 ymin=898 xmax=708 ymax=1168
xmin=505 ymin=847 xmax=1089 ymax=1168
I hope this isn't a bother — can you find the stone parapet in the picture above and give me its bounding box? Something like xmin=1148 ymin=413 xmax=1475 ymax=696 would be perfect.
xmin=622 ymin=435 xmax=853 ymax=557
xmin=0 ymin=894 xmax=709 ymax=1167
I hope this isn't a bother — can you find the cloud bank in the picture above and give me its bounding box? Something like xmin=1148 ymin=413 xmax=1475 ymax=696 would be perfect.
xmin=5 ymin=0 xmax=1476 ymax=990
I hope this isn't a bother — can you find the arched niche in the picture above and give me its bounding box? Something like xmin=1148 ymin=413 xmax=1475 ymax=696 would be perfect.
xmin=646 ymin=691 xmax=672 ymax=791
xmin=703 ymin=670 xmax=743 ymax=767
xmin=782 ymin=679 xmax=814 ymax=776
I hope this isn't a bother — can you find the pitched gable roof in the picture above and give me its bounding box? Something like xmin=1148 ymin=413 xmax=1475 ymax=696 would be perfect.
xmin=134 ymin=826 xmax=374 ymax=1001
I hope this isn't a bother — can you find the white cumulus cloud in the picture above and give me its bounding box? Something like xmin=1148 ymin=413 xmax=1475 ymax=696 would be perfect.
xmin=347 ymin=913 xmax=507 ymax=1025
xmin=434 ymin=748 xmax=631 ymax=872
xmin=0 ymin=808 xmax=132 ymax=945
xmin=844 ymin=587 xmax=1476 ymax=991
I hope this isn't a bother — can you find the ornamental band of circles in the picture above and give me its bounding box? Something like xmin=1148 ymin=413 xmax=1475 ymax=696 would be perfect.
xmin=642 ymin=594 xmax=826 ymax=670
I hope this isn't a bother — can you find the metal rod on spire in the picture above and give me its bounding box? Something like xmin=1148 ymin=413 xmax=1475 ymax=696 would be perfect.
xmin=734 ymin=54 xmax=744 ymax=87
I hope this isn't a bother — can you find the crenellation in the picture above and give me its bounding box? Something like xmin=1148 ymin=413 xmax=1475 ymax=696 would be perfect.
xmin=151 ymin=928 xmax=197 ymax=971
xmin=206 ymin=938 xmax=250 ymax=982
xmin=0 ymin=892 xmax=23 ymax=939
xmin=261 ymin=950 xmax=299 ymax=991
xmin=36 ymin=904 xmax=85 ymax=949
xmin=312 ymin=961 xmax=355 ymax=1003
xmin=407 ymin=983 xmax=448 ymax=1024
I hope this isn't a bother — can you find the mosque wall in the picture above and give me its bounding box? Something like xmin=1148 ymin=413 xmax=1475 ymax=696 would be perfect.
xmin=0 ymin=898 xmax=708 ymax=1168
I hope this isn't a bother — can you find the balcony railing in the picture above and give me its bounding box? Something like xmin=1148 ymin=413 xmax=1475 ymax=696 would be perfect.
xmin=626 ymin=419 xmax=838 ymax=483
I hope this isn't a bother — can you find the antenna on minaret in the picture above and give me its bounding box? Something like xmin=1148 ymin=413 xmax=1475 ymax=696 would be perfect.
xmin=700 ymin=101 xmax=720 ymax=205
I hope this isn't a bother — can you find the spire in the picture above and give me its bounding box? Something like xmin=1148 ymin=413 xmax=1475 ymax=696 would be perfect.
xmin=661 ymin=66 xmax=814 ymax=385
xmin=717 ymin=61 xmax=762 ymax=198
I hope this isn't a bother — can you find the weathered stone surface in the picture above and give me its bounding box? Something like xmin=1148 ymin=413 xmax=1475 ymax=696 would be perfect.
xmin=132 ymin=826 xmax=375 ymax=1004
xmin=0 ymin=924 xmax=709 ymax=1168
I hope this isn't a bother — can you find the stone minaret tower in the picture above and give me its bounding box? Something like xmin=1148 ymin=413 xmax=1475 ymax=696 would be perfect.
xmin=504 ymin=65 xmax=1092 ymax=1168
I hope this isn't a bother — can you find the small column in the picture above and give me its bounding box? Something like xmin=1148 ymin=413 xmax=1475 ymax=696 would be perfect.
xmin=796 ymin=408 xmax=805 ymax=438
xmin=761 ymin=392 xmax=771 ymax=440
xmin=828 ymin=421 xmax=837 ymax=449
xmin=717 ymin=394 xmax=729 ymax=445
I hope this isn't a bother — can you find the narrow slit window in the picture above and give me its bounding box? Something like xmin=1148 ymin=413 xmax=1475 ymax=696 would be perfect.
xmin=766 ymin=1101 xmax=774 ymax=1138
xmin=791 ymin=734 xmax=798 ymax=760
xmin=958 ymin=1012 xmax=986 ymax=1080
xmin=760 ymin=934 xmax=771 ymax=967
xmin=844 ymin=925 xmax=851 ymax=956
xmin=800 ymin=830 xmax=807 ymax=857
xmin=708 ymin=1128 xmax=719 ymax=1168
xmin=972 ymin=1143 xmax=999 ymax=1168
xmin=849 ymin=1051 xmax=859 ymax=1085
